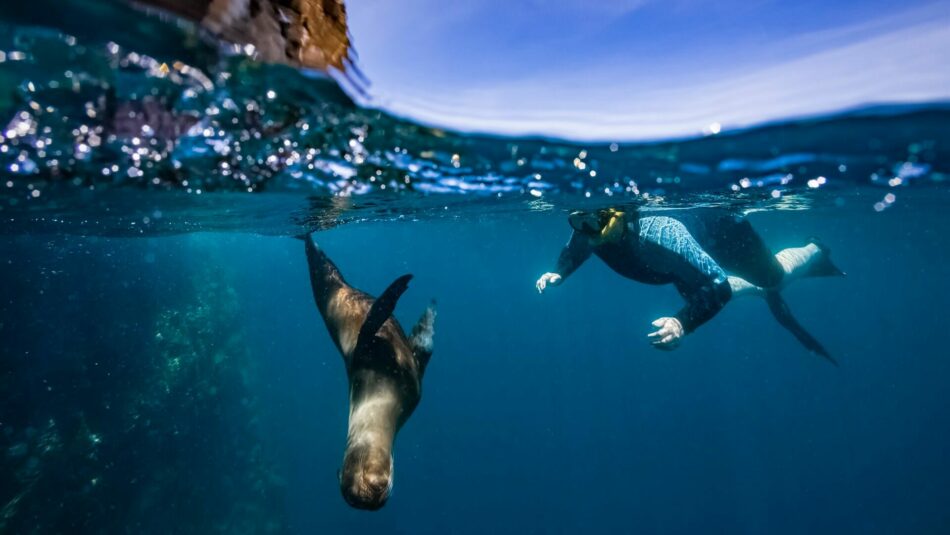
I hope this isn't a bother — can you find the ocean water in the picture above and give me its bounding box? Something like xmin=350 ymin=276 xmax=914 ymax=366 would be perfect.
xmin=2 ymin=3 xmax=950 ymax=534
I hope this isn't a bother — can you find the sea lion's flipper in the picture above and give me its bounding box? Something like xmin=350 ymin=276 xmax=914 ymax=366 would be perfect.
xmin=765 ymin=291 xmax=838 ymax=366
xmin=304 ymin=236 xmax=347 ymax=308
xmin=358 ymin=274 xmax=413 ymax=346
xmin=409 ymin=302 xmax=437 ymax=370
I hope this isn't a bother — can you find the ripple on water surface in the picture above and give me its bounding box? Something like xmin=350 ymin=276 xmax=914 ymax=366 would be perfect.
xmin=0 ymin=7 xmax=947 ymax=235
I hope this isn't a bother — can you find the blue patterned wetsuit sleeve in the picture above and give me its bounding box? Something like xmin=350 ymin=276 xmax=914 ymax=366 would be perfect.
xmin=554 ymin=231 xmax=592 ymax=279
xmin=639 ymin=216 xmax=732 ymax=333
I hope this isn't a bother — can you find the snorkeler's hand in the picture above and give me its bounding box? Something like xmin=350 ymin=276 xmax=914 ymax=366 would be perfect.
xmin=648 ymin=317 xmax=684 ymax=350
xmin=536 ymin=273 xmax=562 ymax=294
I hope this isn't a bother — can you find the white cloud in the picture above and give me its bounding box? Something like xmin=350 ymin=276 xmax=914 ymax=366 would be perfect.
xmin=353 ymin=2 xmax=950 ymax=140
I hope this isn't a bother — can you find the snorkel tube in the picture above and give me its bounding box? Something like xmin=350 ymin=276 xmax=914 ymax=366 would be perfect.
xmin=568 ymin=208 xmax=627 ymax=244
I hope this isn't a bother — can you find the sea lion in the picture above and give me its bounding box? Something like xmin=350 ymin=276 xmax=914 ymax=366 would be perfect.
xmin=303 ymin=235 xmax=435 ymax=510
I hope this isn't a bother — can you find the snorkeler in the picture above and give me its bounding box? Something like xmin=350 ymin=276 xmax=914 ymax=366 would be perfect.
xmin=536 ymin=207 xmax=844 ymax=363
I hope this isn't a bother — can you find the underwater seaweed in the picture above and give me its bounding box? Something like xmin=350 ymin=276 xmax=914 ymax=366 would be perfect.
xmin=0 ymin=237 xmax=287 ymax=533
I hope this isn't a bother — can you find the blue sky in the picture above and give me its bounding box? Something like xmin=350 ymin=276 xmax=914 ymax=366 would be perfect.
xmin=346 ymin=0 xmax=950 ymax=140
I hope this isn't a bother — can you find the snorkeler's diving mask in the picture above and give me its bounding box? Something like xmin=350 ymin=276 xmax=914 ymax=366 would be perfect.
xmin=568 ymin=208 xmax=626 ymax=243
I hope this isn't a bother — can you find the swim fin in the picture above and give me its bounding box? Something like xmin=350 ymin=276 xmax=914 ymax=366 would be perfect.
xmin=806 ymin=239 xmax=846 ymax=277
xmin=357 ymin=274 xmax=413 ymax=349
xmin=765 ymin=291 xmax=838 ymax=366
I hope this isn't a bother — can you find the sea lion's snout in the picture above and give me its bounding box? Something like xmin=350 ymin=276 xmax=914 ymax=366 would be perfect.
xmin=339 ymin=448 xmax=393 ymax=510
xmin=341 ymin=471 xmax=391 ymax=510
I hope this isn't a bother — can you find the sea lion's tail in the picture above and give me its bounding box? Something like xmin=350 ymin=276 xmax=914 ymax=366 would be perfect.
xmin=764 ymin=291 xmax=838 ymax=366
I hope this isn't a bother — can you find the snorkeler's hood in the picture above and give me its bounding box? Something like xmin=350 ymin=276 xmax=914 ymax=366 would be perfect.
xmin=569 ymin=209 xmax=626 ymax=244
xmin=568 ymin=211 xmax=602 ymax=234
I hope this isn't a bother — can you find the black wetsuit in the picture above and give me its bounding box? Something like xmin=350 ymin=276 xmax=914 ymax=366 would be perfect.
xmin=554 ymin=210 xmax=785 ymax=333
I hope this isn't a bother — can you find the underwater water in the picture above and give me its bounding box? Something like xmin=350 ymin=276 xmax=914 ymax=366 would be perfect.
xmin=2 ymin=2 xmax=950 ymax=534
